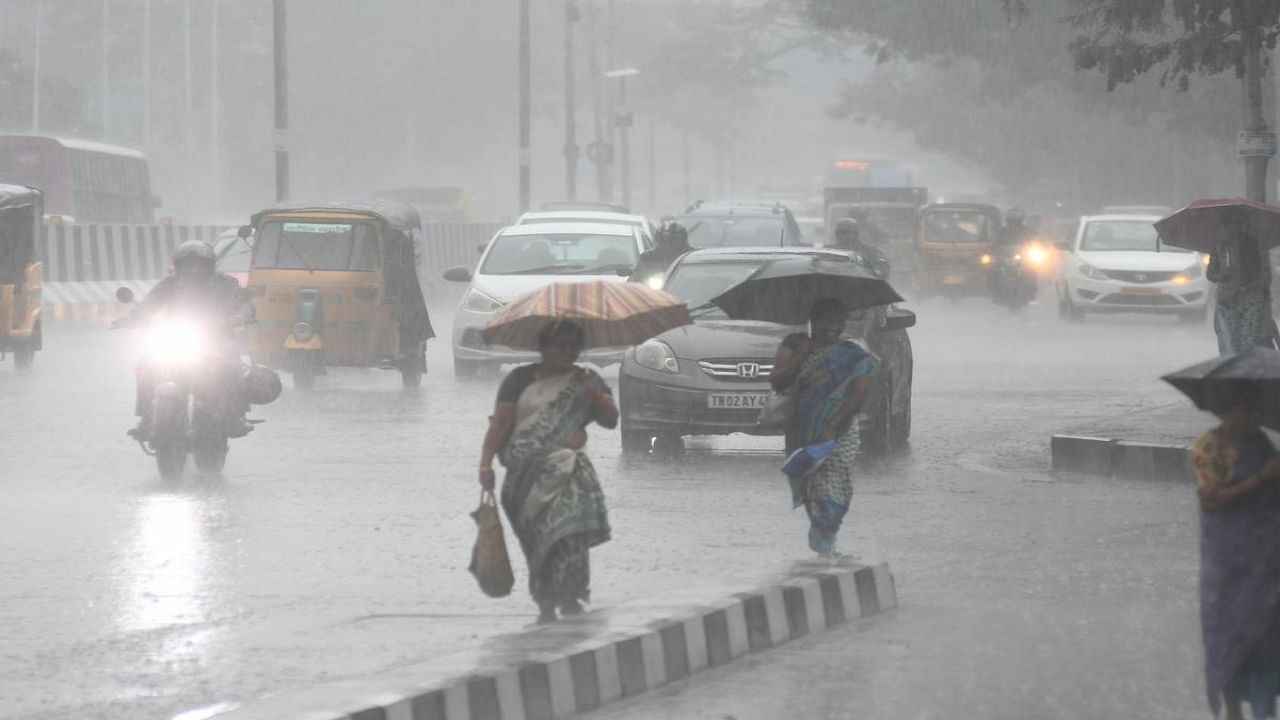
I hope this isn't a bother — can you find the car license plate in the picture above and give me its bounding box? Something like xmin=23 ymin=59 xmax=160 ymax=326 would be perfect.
xmin=707 ymin=392 xmax=769 ymax=409
xmin=943 ymin=274 xmax=966 ymax=285
xmin=1120 ymin=286 xmax=1161 ymax=295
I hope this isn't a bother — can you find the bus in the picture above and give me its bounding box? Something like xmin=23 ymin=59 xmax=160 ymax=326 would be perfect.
xmin=0 ymin=135 xmax=156 ymax=224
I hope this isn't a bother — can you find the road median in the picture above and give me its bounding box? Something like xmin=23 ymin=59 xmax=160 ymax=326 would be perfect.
xmin=202 ymin=560 xmax=896 ymax=720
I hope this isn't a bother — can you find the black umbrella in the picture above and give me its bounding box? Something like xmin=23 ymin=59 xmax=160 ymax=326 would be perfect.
xmin=709 ymin=256 xmax=904 ymax=326
xmin=1162 ymin=348 xmax=1280 ymax=431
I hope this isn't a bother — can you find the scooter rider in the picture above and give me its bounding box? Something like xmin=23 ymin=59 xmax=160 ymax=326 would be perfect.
xmin=831 ymin=217 xmax=890 ymax=279
xmin=630 ymin=221 xmax=692 ymax=287
xmin=990 ymin=207 xmax=1037 ymax=300
xmin=116 ymin=240 xmax=254 ymax=439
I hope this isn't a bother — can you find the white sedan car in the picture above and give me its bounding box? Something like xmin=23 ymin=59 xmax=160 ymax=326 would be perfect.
xmin=515 ymin=210 xmax=656 ymax=245
xmin=1055 ymin=214 xmax=1210 ymax=322
xmin=443 ymin=222 xmax=651 ymax=377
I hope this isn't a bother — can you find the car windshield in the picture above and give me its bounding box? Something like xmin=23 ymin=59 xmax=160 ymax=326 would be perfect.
xmin=216 ymin=238 xmax=251 ymax=272
xmin=1080 ymin=220 xmax=1185 ymax=252
xmin=252 ymin=221 xmax=380 ymax=270
xmin=923 ymin=211 xmax=988 ymax=244
xmin=480 ymin=232 xmax=638 ymax=275
xmin=664 ymin=261 xmax=765 ymax=317
xmin=679 ymin=215 xmax=785 ymax=248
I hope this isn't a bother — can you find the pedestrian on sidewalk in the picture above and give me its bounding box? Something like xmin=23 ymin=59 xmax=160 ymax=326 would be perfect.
xmin=1192 ymin=382 xmax=1280 ymax=719
xmin=1208 ymin=207 xmax=1278 ymax=355
xmin=476 ymin=319 xmax=616 ymax=624
xmin=769 ymin=298 xmax=876 ymax=558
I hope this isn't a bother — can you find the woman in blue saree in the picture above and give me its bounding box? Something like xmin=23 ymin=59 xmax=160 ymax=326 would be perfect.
xmin=770 ymin=298 xmax=876 ymax=558
xmin=478 ymin=320 xmax=617 ymax=623
xmin=1193 ymin=383 xmax=1280 ymax=718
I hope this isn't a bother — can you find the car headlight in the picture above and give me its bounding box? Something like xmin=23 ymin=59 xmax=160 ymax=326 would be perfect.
xmin=1077 ymin=261 xmax=1108 ymax=280
xmin=634 ymin=339 xmax=679 ymax=374
xmin=462 ymin=287 xmax=503 ymax=313
xmin=1184 ymin=260 xmax=1203 ymax=279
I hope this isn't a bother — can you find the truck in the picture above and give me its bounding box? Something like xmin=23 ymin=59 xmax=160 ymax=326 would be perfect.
xmin=822 ymin=161 xmax=929 ymax=285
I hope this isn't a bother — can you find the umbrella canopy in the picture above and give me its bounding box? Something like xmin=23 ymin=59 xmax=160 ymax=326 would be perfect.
xmin=710 ymin=256 xmax=904 ymax=326
xmin=1155 ymin=198 xmax=1280 ymax=254
xmin=1162 ymin=347 xmax=1280 ymax=431
xmin=481 ymin=280 xmax=690 ymax=350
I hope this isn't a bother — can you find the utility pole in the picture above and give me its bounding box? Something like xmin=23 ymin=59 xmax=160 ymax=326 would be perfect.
xmin=273 ymin=0 xmax=290 ymax=201
xmin=648 ymin=121 xmax=655 ymax=211
xmin=142 ymin=0 xmax=150 ymax=147
xmin=1240 ymin=25 xmax=1272 ymax=203
xmin=183 ymin=0 xmax=193 ymax=215
xmin=563 ymin=0 xmax=580 ymax=200
xmin=518 ymin=0 xmax=532 ymax=212
xmin=604 ymin=68 xmax=638 ymax=209
xmin=101 ymin=0 xmax=110 ymax=138
xmin=210 ymin=0 xmax=221 ymax=206
xmin=31 ymin=0 xmax=42 ymax=131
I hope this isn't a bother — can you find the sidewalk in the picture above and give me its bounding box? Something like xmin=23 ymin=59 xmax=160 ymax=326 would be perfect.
xmin=201 ymin=560 xmax=896 ymax=720
xmin=1050 ymin=403 xmax=1207 ymax=482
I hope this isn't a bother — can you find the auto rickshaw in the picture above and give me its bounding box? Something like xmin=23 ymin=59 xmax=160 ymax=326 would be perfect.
xmin=912 ymin=203 xmax=1002 ymax=298
xmin=244 ymin=200 xmax=435 ymax=389
xmin=0 ymin=185 xmax=43 ymax=369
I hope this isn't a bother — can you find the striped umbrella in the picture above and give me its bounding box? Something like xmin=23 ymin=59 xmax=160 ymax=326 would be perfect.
xmin=481 ymin=280 xmax=690 ymax=350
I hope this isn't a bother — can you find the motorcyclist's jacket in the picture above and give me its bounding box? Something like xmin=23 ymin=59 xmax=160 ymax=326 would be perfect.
xmin=132 ymin=273 xmax=251 ymax=331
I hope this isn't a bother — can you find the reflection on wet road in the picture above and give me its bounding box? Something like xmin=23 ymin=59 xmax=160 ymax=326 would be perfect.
xmin=0 ymin=302 xmax=1217 ymax=718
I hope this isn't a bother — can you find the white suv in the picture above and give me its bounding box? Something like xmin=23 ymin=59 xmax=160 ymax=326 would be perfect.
xmin=1055 ymin=214 xmax=1210 ymax=322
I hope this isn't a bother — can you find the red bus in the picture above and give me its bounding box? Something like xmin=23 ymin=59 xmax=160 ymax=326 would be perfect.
xmin=0 ymin=134 xmax=156 ymax=224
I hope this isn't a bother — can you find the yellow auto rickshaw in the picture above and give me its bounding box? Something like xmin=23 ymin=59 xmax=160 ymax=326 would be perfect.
xmin=912 ymin=203 xmax=1002 ymax=298
xmin=0 ymin=185 xmax=43 ymax=369
xmin=244 ymin=200 xmax=435 ymax=389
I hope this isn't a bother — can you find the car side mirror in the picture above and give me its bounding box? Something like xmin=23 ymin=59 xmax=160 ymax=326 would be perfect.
xmin=615 ymin=266 xmax=635 ymax=277
xmin=881 ymin=308 xmax=916 ymax=332
xmin=237 ymin=225 xmax=253 ymax=239
xmin=115 ymin=287 xmax=135 ymax=304
xmin=443 ymin=266 xmax=472 ymax=282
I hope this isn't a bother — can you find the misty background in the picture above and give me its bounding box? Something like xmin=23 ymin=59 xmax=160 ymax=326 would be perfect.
xmin=0 ymin=0 xmax=1267 ymax=223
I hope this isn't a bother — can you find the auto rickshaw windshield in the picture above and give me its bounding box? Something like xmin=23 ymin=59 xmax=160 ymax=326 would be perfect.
xmin=924 ymin=211 xmax=989 ymax=244
xmin=252 ymin=220 xmax=380 ymax=271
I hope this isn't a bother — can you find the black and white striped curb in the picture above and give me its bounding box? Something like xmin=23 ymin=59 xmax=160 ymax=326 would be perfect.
xmin=204 ymin=561 xmax=896 ymax=720
xmin=1051 ymin=434 xmax=1193 ymax=482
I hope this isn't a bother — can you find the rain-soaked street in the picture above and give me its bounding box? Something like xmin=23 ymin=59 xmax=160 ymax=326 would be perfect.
xmin=1 ymin=298 xmax=1220 ymax=719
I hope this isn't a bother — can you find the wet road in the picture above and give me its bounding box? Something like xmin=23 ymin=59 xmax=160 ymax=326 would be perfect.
xmin=2 ymin=299 xmax=1217 ymax=719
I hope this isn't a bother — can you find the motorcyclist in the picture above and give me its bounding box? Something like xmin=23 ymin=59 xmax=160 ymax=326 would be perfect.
xmin=116 ymin=240 xmax=254 ymax=440
xmin=996 ymin=207 xmax=1033 ymax=248
xmin=630 ymin=221 xmax=692 ymax=286
xmin=990 ymin=207 xmax=1037 ymax=301
xmin=830 ymin=217 xmax=890 ymax=279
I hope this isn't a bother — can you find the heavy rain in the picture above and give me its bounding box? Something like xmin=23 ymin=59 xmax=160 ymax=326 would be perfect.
xmin=1 ymin=1 xmax=1278 ymax=719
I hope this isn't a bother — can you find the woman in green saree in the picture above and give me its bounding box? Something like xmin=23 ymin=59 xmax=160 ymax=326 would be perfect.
xmin=478 ymin=320 xmax=617 ymax=623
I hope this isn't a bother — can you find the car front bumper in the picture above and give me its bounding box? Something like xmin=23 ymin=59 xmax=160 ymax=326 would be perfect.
xmin=619 ymin=363 xmax=780 ymax=437
xmin=1066 ymin=273 xmax=1210 ymax=313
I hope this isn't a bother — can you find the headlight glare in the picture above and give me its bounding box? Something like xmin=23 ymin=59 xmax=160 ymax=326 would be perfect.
xmin=635 ymin=339 xmax=679 ymax=374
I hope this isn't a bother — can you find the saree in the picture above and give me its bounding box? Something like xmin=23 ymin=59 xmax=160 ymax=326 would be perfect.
xmin=1199 ymin=429 xmax=1280 ymax=717
xmin=1213 ymin=237 xmax=1277 ymax=355
xmin=783 ymin=339 xmax=876 ymax=554
xmin=499 ymin=368 xmax=611 ymax=607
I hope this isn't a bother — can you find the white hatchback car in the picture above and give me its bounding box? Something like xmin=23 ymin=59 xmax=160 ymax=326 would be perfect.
xmin=1055 ymin=214 xmax=1210 ymax=322
xmin=443 ymin=222 xmax=651 ymax=377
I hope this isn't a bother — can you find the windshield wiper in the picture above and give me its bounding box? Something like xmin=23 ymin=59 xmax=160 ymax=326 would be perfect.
xmin=508 ymin=264 xmax=586 ymax=275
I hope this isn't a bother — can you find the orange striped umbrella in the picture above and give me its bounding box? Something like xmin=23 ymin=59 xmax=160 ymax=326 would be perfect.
xmin=481 ymin=280 xmax=690 ymax=350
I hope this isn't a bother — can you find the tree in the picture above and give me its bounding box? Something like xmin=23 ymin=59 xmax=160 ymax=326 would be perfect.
xmin=1060 ymin=0 xmax=1280 ymax=201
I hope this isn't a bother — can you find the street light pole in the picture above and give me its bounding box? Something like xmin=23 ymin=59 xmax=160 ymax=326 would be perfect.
xmin=273 ymin=0 xmax=290 ymax=202
xmin=519 ymin=0 xmax=532 ymax=212
xmin=142 ymin=0 xmax=150 ymax=147
xmin=32 ymin=0 xmax=42 ymax=132
xmin=564 ymin=0 xmax=580 ymax=201
xmin=101 ymin=0 xmax=110 ymax=138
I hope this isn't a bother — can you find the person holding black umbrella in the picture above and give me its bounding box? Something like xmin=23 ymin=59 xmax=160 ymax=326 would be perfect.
xmin=769 ymin=298 xmax=876 ymax=558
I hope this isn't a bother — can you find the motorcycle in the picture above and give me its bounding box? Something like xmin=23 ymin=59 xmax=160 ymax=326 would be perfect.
xmin=984 ymin=243 xmax=1040 ymax=312
xmin=114 ymin=287 xmax=280 ymax=481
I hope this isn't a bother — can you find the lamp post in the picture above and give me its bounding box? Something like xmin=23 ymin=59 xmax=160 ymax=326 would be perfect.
xmin=603 ymin=67 xmax=639 ymax=209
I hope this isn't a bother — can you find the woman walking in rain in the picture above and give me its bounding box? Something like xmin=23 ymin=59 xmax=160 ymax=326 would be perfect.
xmin=1209 ymin=208 xmax=1277 ymax=355
xmin=477 ymin=319 xmax=616 ymax=623
xmin=769 ymin=298 xmax=876 ymax=558
xmin=1193 ymin=382 xmax=1280 ymax=719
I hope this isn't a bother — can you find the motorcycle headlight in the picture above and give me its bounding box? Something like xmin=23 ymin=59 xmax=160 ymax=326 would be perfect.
xmin=1077 ymin=261 xmax=1108 ymax=280
xmin=145 ymin=320 xmax=207 ymax=366
xmin=645 ymin=275 xmax=665 ymax=290
xmin=980 ymin=254 xmax=993 ymax=266
xmin=634 ymin=339 xmax=679 ymax=374
xmin=462 ymin=287 xmax=503 ymax=313
xmin=292 ymin=321 xmax=315 ymax=341
xmin=1025 ymin=243 xmax=1048 ymax=266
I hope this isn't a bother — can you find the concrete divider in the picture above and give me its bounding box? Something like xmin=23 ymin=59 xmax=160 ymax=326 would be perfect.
xmin=1051 ymin=434 xmax=1193 ymax=482
xmin=202 ymin=560 xmax=896 ymax=720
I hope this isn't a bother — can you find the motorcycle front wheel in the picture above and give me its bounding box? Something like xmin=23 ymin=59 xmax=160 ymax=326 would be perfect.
xmin=193 ymin=434 xmax=228 ymax=473
xmin=155 ymin=441 xmax=187 ymax=481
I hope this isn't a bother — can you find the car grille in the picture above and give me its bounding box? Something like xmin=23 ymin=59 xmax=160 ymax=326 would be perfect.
xmin=1103 ymin=270 xmax=1178 ymax=284
xmin=698 ymin=359 xmax=774 ymax=381
xmin=1097 ymin=293 xmax=1182 ymax=306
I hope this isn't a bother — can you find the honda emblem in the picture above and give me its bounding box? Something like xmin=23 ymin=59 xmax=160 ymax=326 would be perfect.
xmin=737 ymin=362 xmax=760 ymax=379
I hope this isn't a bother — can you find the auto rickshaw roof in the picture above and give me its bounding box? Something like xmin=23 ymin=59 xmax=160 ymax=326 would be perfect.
xmin=251 ymin=199 xmax=422 ymax=235
xmin=0 ymin=184 xmax=43 ymax=211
